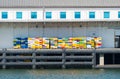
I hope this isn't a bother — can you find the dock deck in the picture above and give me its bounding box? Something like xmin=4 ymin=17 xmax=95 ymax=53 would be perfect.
xmin=0 ymin=48 xmax=120 ymax=69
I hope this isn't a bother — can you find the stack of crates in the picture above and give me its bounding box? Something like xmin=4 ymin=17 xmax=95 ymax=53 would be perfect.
xmin=20 ymin=37 xmax=28 ymax=49
xmin=28 ymin=37 xmax=43 ymax=49
xmin=50 ymin=38 xmax=58 ymax=49
xmin=38 ymin=37 xmax=43 ymax=48
xmin=13 ymin=37 xmax=102 ymax=49
xmin=13 ymin=37 xmax=28 ymax=49
xmin=34 ymin=37 xmax=43 ymax=49
xmin=64 ymin=38 xmax=72 ymax=49
xmin=72 ymin=37 xmax=80 ymax=49
xmin=28 ymin=37 xmax=35 ymax=49
xmin=94 ymin=37 xmax=102 ymax=48
xmin=58 ymin=38 xmax=66 ymax=49
xmin=13 ymin=37 xmax=21 ymax=49
xmin=86 ymin=37 xmax=95 ymax=49
xmin=42 ymin=37 xmax=50 ymax=49
xmin=79 ymin=37 xmax=86 ymax=49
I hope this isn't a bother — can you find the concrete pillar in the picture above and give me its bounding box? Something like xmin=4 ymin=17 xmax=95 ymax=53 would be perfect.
xmin=62 ymin=49 xmax=66 ymax=69
xmin=2 ymin=65 xmax=6 ymax=69
xmin=32 ymin=50 xmax=36 ymax=69
xmin=70 ymin=53 xmax=74 ymax=62
xmin=32 ymin=65 xmax=36 ymax=69
xmin=2 ymin=49 xmax=6 ymax=69
xmin=92 ymin=49 xmax=96 ymax=68
xmin=99 ymin=54 xmax=104 ymax=65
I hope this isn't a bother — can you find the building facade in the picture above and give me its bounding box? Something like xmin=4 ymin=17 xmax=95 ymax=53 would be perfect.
xmin=0 ymin=0 xmax=120 ymax=48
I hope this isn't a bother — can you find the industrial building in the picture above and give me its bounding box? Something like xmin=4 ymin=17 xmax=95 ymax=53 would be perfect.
xmin=0 ymin=0 xmax=120 ymax=69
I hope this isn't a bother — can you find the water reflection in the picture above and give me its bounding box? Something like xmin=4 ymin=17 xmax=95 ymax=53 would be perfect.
xmin=29 ymin=69 xmax=104 ymax=75
xmin=0 ymin=69 xmax=120 ymax=79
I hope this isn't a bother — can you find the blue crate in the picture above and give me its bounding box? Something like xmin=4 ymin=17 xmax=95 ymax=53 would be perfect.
xmin=16 ymin=37 xmax=21 ymax=40
xmin=21 ymin=45 xmax=28 ymax=48
xmin=16 ymin=41 xmax=21 ymax=44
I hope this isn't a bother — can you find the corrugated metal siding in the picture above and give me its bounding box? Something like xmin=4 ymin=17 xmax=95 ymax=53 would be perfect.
xmin=0 ymin=0 xmax=120 ymax=8
xmin=13 ymin=23 xmax=28 ymax=38
xmin=0 ymin=22 xmax=115 ymax=48
xmin=100 ymin=27 xmax=114 ymax=48
xmin=28 ymin=23 xmax=43 ymax=37
xmin=0 ymin=23 xmax=13 ymax=48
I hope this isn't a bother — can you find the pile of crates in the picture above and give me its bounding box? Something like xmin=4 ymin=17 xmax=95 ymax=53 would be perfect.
xmin=86 ymin=37 xmax=95 ymax=49
xmin=72 ymin=38 xmax=81 ymax=49
xmin=72 ymin=37 xmax=86 ymax=49
xmin=14 ymin=37 xmax=102 ymax=49
xmin=28 ymin=37 xmax=42 ymax=49
xmin=13 ymin=37 xmax=28 ymax=49
xmin=79 ymin=37 xmax=86 ymax=49
xmin=42 ymin=37 xmax=50 ymax=49
xmin=50 ymin=38 xmax=58 ymax=49
xmin=58 ymin=38 xmax=66 ymax=49
xmin=94 ymin=37 xmax=102 ymax=48
xmin=64 ymin=38 xmax=73 ymax=49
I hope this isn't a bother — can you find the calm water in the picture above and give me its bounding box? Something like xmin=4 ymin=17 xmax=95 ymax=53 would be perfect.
xmin=0 ymin=69 xmax=120 ymax=79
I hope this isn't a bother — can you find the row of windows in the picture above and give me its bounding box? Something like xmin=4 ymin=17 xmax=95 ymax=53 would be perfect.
xmin=1 ymin=11 xmax=120 ymax=19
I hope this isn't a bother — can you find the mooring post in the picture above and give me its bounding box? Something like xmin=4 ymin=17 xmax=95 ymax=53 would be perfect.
xmin=62 ymin=48 xmax=66 ymax=69
xmin=2 ymin=48 xmax=7 ymax=69
xmin=32 ymin=49 xmax=36 ymax=69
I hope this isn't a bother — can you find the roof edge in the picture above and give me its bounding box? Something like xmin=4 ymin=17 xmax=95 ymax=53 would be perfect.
xmin=0 ymin=6 xmax=120 ymax=8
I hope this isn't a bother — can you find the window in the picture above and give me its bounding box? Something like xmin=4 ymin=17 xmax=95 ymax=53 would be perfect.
xmin=2 ymin=12 xmax=8 ymax=19
xmin=75 ymin=12 xmax=80 ymax=18
xmin=31 ymin=12 xmax=37 ymax=19
xmin=89 ymin=12 xmax=95 ymax=18
xmin=60 ymin=12 xmax=66 ymax=19
xmin=46 ymin=12 xmax=52 ymax=19
xmin=118 ymin=11 xmax=120 ymax=18
xmin=16 ymin=12 xmax=22 ymax=19
xmin=104 ymin=12 xmax=110 ymax=18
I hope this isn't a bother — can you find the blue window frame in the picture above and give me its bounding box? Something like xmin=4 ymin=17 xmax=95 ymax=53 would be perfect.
xmin=2 ymin=12 xmax=8 ymax=19
xmin=46 ymin=12 xmax=52 ymax=19
xmin=60 ymin=12 xmax=66 ymax=19
xmin=118 ymin=11 xmax=120 ymax=18
xmin=104 ymin=12 xmax=110 ymax=18
xmin=16 ymin=12 xmax=22 ymax=19
xmin=31 ymin=12 xmax=37 ymax=19
xmin=75 ymin=12 xmax=80 ymax=18
xmin=89 ymin=12 xmax=95 ymax=18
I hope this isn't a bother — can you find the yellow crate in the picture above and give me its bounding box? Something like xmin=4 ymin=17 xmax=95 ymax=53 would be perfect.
xmin=28 ymin=37 xmax=32 ymax=40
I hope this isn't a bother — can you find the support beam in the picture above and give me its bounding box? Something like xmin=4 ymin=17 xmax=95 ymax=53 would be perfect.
xmin=2 ymin=49 xmax=6 ymax=69
xmin=32 ymin=50 xmax=36 ymax=69
xmin=62 ymin=49 xmax=66 ymax=69
xmin=92 ymin=49 xmax=96 ymax=68
xmin=99 ymin=53 xmax=104 ymax=66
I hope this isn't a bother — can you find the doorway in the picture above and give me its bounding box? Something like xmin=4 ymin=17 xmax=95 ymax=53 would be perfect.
xmin=115 ymin=30 xmax=120 ymax=48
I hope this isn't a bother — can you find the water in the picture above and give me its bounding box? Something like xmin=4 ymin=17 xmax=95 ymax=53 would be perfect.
xmin=0 ymin=69 xmax=120 ymax=79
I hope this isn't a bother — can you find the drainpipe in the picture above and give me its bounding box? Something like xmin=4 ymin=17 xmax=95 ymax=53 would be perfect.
xmin=42 ymin=5 xmax=45 ymax=37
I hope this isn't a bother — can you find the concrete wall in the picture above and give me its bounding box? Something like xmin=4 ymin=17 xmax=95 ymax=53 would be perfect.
xmin=0 ymin=22 xmax=116 ymax=48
